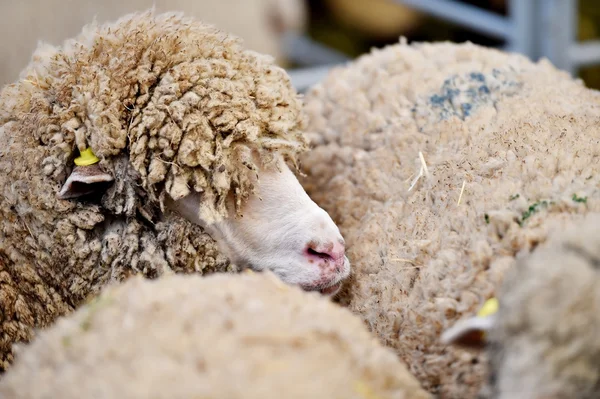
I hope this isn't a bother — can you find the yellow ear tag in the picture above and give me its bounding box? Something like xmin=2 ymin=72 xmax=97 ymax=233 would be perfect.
xmin=477 ymin=297 xmax=499 ymax=317
xmin=472 ymin=297 xmax=499 ymax=341
xmin=74 ymin=148 xmax=100 ymax=166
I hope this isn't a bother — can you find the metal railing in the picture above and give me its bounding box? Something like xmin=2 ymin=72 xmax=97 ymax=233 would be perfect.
xmin=286 ymin=0 xmax=599 ymax=92
xmin=398 ymin=0 xmax=599 ymax=75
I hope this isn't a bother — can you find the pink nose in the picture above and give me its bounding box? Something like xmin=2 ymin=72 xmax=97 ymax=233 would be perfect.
xmin=305 ymin=240 xmax=346 ymax=271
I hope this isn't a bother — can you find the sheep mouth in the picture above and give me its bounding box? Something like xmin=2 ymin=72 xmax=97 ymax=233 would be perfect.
xmin=301 ymin=280 xmax=343 ymax=296
xmin=319 ymin=282 xmax=342 ymax=296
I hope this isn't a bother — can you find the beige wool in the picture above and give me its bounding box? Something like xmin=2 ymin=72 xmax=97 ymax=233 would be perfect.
xmin=0 ymin=10 xmax=306 ymax=372
xmin=0 ymin=271 xmax=430 ymax=399
xmin=299 ymin=40 xmax=600 ymax=398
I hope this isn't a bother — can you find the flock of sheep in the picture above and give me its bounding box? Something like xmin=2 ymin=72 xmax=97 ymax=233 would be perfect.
xmin=0 ymin=7 xmax=599 ymax=399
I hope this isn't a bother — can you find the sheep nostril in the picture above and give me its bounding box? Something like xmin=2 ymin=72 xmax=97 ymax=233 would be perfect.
xmin=305 ymin=240 xmax=345 ymax=264
xmin=307 ymin=247 xmax=334 ymax=261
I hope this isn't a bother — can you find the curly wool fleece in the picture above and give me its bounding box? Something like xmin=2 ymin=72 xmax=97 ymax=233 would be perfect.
xmin=0 ymin=271 xmax=431 ymax=399
xmin=0 ymin=10 xmax=306 ymax=371
xmin=300 ymin=40 xmax=600 ymax=398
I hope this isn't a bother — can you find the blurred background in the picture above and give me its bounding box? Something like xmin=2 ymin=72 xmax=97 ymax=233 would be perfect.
xmin=2 ymin=0 xmax=600 ymax=92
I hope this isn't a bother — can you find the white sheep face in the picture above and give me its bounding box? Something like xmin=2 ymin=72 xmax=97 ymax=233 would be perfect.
xmin=168 ymin=155 xmax=351 ymax=296
xmin=58 ymin=152 xmax=351 ymax=296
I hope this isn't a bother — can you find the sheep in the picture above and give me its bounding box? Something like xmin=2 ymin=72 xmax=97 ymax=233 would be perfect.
xmin=0 ymin=9 xmax=350 ymax=372
xmin=0 ymin=271 xmax=431 ymax=399
xmin=298 ymin=39 xmax=600 ymax=398
xmin=441 ymin=212 xmax=600 ymax=399
xmin=0 ymin=0 xmax=306 ymax=86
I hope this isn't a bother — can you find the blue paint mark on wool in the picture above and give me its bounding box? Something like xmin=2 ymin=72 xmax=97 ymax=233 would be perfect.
xmin=419 ymin=67 xmax=522 ymax=122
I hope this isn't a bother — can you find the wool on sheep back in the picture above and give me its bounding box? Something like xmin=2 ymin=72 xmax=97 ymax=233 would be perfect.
xmin=0 ymin=271 xmax=431 ymax=399
xmin=0 ymin=10 xmax=306 ymax=371
xmin=299 ymin=40 xmax=600 ymax=398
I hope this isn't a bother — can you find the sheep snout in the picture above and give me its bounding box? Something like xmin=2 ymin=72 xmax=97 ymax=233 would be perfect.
xmin=300 ymin=239 xmax=350 ymax=297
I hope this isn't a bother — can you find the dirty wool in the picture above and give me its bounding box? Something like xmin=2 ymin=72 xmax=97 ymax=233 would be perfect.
xmin=0 ymin=10 xmax=306 ymax=371
xmin=300 ymin=40 xmax=600 ymax=398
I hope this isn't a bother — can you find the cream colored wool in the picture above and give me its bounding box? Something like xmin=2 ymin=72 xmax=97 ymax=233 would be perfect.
xmin=0 ymin=271 xmax=430 ymax=399
xmin=0 ymin=10 xmax=306 ymax=372
xmin=472 ymin=212 xmax=600 ymax=399
xmin=299 ymin=40 xmax=600 ymax=398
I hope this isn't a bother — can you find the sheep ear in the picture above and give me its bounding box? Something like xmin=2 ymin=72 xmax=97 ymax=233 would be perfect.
xmin=440 ymin=314 xmax=496 ymax=349
xmin=57 ymin=164 xmax=114 ymax=199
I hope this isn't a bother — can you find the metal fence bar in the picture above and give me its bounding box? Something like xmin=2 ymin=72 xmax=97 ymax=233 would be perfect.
xmin=537 ymin=0 xmax=577 ymax=75
xmin=288 ymin=64 xmax=339 ymax=92
xmin=394 ymin=0 xmax=512 ymax=39
xmin=283 ymin=32 xmax=350 ymax=67
xmin=570 ymin=40 xmax=600 ymax=67
xmin=506 ymin=0 xmax=536 ymax=55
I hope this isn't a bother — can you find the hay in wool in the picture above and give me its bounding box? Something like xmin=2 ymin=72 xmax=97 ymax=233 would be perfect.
xmin=299 ymin=40 xmax=600 ymax=398
xmin=443 ymin=212 xmax=600 ymax=399
xmin=0 ymin=271 xmax=431 ymax=399
xmin=0 ymin=9 xmax=306 ymax=372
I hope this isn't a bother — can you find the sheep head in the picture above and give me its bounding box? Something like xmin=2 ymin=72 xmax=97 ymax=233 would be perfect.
xmin=441 ymin=214 xmax=600 ymax=399
xmin=57 ymin=148 xmax=350 ymax=297
xmin=42 ymin=10 xmax=350 ymax=296
xmin=166 ymin=152 xmax=351 ymax=296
